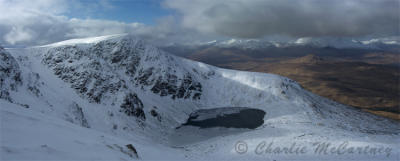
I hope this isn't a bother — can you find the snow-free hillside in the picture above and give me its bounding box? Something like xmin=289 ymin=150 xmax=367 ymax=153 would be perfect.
xmin=1 ymin=35 xmax=399 ymax=160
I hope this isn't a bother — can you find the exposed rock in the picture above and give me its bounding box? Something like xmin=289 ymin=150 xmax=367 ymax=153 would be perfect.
xmin=151 ymin=74 xmax=202 ymax=100
xmin=136 ymin=67 xmax=155 ymax=86
xmin=42 ymin=44 xmax=131 ymax=103
xmin=125 ymin=144 xmax=139 ymax=158
xmin=120 ymin=93 xmax=145 ymax=120
xmin=111 ymin=144 xmax=139 ymax=159
xmin=150 ymin=109 xmax=161 ymax=122
xmin=27 ymin=72 xmax=42 ymax=97
xmin=65 ymin=102 xmax=90 ymax=128
xmin=41 ymin=37 xmax=204 ymax=105
xmin=0 ymin=47 xmax=22 ymax=102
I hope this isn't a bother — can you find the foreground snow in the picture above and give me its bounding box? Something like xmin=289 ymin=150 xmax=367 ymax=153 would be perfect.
xmin=0 ymin=100 xmax=185 ymax=160
xmin=1 ymin=35 xmax=399 ymax=160
xmin=2 ymin=99 xmax=398 ymax=161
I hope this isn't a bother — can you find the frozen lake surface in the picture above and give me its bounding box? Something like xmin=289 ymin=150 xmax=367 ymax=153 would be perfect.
xmin=169 ymin=107 xmax=266 ymax=146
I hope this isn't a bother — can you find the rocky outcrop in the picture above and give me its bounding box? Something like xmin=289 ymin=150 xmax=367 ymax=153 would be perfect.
xmin=26 ymin=72 xmax=42 ymax=97
xmin=150 ymin=107 xmax=161 ymax=122
xmin=125 ymin=144 xmax=139 ymax=159
xmin=120 ymin=93 xmax=145 ymax=120
xmin=0 ymin=47 xmax=22 ymax=102
xmin=151 ymin=74 xmax=202 ymax=100
xmin=41 ymin=41 xmax=138 ymax=103
xmin=65 ymin=102 xmax=90 ymax=128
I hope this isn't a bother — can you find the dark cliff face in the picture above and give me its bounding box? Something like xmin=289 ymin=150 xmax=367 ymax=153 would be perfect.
xmin=39 ymin=37 xmax=204 ymax=120
xmin=42 ymin=37 xmax=203 ymax=101
xmin=42 ymin=45 xmax=132 ymax=104
xmin=151 ymin=74 xmax=202 ymax=100
xmin=0 ymin=47 xmax=22 ymax=102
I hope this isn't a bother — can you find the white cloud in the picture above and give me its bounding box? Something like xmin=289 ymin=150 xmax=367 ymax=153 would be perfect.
xmin=4 ymin=27 xmax=33 ymax=45
xmin=65 ymin=18 xmax=144 ymax=38
xmin=0 ymin=0 xmax=150 ymax=46
xmin=1 ymin=0 xmax=397 ymax=47
xmin=0 ymin=0 xmax=208 ymax=47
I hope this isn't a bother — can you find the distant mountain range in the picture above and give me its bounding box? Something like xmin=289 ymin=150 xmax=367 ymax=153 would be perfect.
xmin=164 ymin=37 xmax=400 ymax=51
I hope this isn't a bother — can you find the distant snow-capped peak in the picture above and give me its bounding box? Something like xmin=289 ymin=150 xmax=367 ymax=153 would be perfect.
xmin=289 ymin=37 xmax=400 ymax=49
xmin=361 ymin=37 xmax=400 ymax=45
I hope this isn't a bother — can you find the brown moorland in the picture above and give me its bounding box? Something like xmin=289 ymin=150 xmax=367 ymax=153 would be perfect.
xmin=167 ymin=46 xmax=400 ymax=120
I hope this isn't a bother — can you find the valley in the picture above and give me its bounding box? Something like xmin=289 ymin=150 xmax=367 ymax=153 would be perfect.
xmin=163 ymin=46 xmax=400 ymax=120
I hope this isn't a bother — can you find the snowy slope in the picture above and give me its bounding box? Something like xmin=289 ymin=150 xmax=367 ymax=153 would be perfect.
xmin=0 ymin=100 xmax=188 ymax=160
xmin=1 ymin=34 xmax=399 ymax=161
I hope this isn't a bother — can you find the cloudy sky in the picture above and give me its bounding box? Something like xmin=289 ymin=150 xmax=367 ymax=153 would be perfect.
xmin=0 ymin=0 xmax=398 ymax=47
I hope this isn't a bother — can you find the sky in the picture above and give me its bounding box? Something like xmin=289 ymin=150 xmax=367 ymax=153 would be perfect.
xmin=65 ymin=0 xmax=171 ymax=25
xmin=0 ymin=0 xmax=398 ymax=47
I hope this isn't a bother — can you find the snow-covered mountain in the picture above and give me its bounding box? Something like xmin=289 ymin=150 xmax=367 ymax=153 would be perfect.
xmin=1 ymin=35 xmax=399 ymax=161
xmin=290 ymin=37 xmax=400 ymax=50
